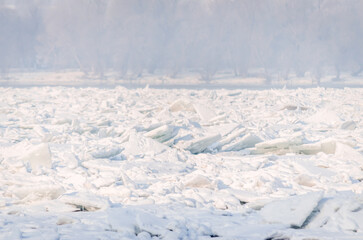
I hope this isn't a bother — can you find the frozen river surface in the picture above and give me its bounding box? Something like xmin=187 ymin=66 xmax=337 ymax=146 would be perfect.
xmin=0 ymin=86 xmax=363 ymax=239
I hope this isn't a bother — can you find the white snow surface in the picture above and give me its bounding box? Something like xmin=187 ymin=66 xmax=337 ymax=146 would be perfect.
xmin=0 ymin=86 xmax=363 ymax=239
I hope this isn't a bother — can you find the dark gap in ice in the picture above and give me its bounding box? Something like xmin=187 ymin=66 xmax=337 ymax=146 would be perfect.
xmin=299 ymin=209 xmax=319 ymax=229
xmin=265 ymin=234 xmax=290 ymax=240
xmin=210 ymin=234 xmax=220 ymax=238
xmin=73 ymin=205 xmax=89 ymax=212
xmin=351 ymin=207 xmax=362 ymax=212
xmin=239 ymin=200 xmax=248 ymax=205
xmin=149 ymin=233 xmax=161 ymax=238
xmin=290 ymin=225 xmax=301 ymax=229
xmin=134 ymin=226 xmax=161 ymax=238
xmin=221 ymin=212 xmax=232 ymax=216
xmin=299 ymin=198 xmax=327 ymax=229
xmin=320 ymin=219 xmax=329 ymax=228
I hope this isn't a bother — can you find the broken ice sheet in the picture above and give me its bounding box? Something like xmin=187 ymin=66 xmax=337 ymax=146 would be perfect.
xmin=123 ymin=131 xmax=169 ymax=157
xmin=0 ymin=86 xmax=363 ymax=239
xmin=260 ymin=192 xmax=323 ymax=228
xmin=185 ymin=134 xmax=221 ymax=154
xmin=144 ymin=124 xmax=177 ymax=143
xmin=59 ymin=192 xmax=111 ymax=211
xmin=21 ymin=143 xmax=52 ymax=170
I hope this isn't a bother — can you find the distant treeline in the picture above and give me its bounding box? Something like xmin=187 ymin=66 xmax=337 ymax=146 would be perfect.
xmin=0 ymin=0 xmax=362 ymax=82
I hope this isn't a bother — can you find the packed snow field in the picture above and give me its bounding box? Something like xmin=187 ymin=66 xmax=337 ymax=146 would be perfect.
xmin=0 ymin=86 xmax=363 ymax=239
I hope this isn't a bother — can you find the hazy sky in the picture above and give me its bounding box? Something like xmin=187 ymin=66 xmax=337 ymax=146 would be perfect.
xmin=0 ymin=0 xmax=362 ymax=81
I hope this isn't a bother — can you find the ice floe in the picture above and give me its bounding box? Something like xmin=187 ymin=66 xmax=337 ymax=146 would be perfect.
xmin=0 ymin=86 xmax=362 ymax=239
xmin=260 ymin=191 xmax=323 ymax=228
xmin=184 ymin=134 xmax=221 ymax=154
xmin=21 ymin=143 xmax=52 ymax=170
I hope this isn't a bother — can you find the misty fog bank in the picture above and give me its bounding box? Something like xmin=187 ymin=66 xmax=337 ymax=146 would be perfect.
xmin=0 ymin=0 xmax=363 ymax=84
